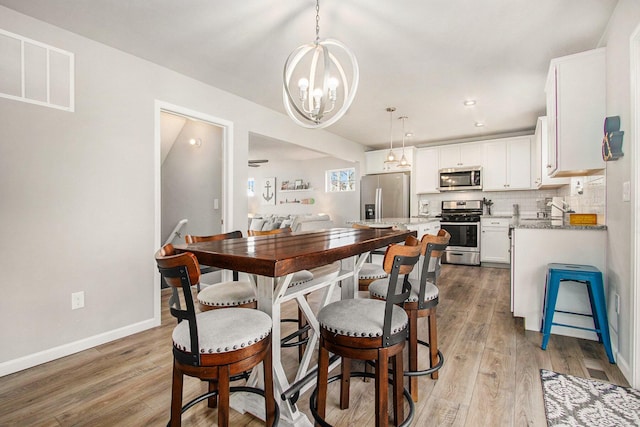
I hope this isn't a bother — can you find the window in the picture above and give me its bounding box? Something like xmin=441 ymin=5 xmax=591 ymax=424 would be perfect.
xmin=326 ymin=168 xmax=355 ymax=192
xmin=247 ymin=178 xmax=255 ymax=197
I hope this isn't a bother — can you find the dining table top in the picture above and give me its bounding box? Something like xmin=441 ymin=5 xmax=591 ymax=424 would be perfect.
xmin=173 ymin=227 xmax=415 ymax=277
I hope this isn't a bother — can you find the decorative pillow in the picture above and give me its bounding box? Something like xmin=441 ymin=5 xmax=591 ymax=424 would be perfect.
xmin=280 ymin=219 xmax=294 ymax=228
xmin=249 ymin=218 xmax=265 ymax=231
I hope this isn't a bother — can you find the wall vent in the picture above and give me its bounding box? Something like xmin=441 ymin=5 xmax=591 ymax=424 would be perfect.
xmin=0 ymin=28 xmax=74 ymax=111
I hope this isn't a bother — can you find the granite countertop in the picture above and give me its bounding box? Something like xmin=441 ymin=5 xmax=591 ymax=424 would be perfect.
xmin=511 ymin=217 xmax=607 ymax=230
xmin=347 ymin=217 xmax=440 ymax=227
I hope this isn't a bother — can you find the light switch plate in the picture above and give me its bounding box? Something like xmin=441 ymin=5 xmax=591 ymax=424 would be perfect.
xmin=623 ymin=181 xmax=630 ymax=202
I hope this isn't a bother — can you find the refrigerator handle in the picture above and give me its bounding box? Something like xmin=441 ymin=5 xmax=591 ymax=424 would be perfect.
xmin=375 ymin=188 xmax=382 ymax=219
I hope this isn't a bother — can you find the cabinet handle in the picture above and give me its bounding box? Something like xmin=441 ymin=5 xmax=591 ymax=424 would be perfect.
xmin=546 ymin=164 xmax=552 ymax=168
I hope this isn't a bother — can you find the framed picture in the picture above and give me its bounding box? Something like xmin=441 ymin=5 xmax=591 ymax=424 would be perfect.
xmin=281 ymin=180 xmax=289 ymax=191
xmin=294 ymin=179 xmax=303 ymax=190
xmin=262 ymin=177 xmax=276 ymax=205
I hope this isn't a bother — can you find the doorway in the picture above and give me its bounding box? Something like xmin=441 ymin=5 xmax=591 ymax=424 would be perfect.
xmin=154 ymin=101 xmax=233 ymax=322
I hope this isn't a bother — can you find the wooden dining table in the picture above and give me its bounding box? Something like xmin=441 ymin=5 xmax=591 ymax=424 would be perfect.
xmin=174 ymin=227 xmax=414 ymax=427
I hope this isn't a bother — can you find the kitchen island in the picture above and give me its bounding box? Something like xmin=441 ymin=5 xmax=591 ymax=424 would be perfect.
xmin=510 ymin=220 xmax=609 ymax=343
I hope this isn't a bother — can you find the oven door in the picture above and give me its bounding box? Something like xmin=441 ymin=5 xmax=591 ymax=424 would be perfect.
xmin=440 ymin=221 xmax=481 ymax=265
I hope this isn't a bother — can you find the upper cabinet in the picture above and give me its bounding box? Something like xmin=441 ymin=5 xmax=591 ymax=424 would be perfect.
xmin=545 ymin=48 xmax=606 ymax=177
xmin=414 ymin=147 xmax=439 ymax=193
xmin=438 ymin=143 xmax=483 ymax=169
xmin=533 ymin=117 xmax=570 ymax=188
xmin=365 ymin=147 xmax=414 ymax=175
xmin=483 ymin=136 xmax=532 ymax=191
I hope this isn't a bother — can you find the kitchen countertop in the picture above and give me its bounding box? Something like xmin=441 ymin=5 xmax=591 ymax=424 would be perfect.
xmin=347 ymin=217 xmax=440 ymax=227
xmin=510 ymin=216 xmax=607 ymax=230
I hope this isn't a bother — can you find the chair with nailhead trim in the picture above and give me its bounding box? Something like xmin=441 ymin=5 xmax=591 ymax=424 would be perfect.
xmin=352 ymin=224 xmax=394 ymax=292
xmin=310 ymin=235 xmax=421 ymax=427
xmin=155 ymin=244 xmax=277 ymax=427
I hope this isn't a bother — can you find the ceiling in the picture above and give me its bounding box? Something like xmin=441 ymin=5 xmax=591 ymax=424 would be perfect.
xmin=0 ymin=0 xmax=618 ymax=150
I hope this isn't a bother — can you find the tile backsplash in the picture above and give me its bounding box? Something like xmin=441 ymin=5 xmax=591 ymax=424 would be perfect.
xmin=417 ymin=173 xmax=605 ymax=221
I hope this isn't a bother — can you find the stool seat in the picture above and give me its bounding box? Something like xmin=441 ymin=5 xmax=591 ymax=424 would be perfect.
xmin=541 ymin=263 xmax=615 ymax=364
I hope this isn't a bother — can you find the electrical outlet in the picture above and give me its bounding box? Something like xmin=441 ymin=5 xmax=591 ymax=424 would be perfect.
xmin=71 ymin=291 xmax=85 ymax=310
xmin=615 ymin=293 xmax=620 ymax=314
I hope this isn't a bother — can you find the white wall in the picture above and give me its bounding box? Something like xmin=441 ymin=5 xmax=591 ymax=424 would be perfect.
xmin=248 ymin=156 xmax=360 ymax=228
xmin=0 ymin=6 xmax=365 ymax=374
xmin=602 ymin=0 xmax=640 ymax=379
xmin=161 ymin=119 xmax=223 ymax=241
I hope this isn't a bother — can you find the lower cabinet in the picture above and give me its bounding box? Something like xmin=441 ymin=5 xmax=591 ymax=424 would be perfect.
xmin=480 ymin=217 xmax=510 ymax=264
xmin=407 ymin=221 xmax=441 ymax=280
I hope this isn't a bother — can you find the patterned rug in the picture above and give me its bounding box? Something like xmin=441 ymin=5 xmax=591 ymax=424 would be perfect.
xmin=541 ymin=369 xmax=640 ymax=426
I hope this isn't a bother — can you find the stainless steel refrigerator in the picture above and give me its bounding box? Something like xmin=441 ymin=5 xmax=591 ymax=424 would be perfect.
xmin=360 ymin=172 xmax=411 ymax=219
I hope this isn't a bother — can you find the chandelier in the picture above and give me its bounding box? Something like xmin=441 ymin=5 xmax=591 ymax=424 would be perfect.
xmin=283 ymin=0 xmax=359 ymax=129
xmin=398 ymin=116 xmax=411 ymax=168
xmin=384 ymin=107 xmax=398 ymax=168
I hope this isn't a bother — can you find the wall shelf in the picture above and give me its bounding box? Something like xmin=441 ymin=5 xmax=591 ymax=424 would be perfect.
xmin=280 ymin=188 xmax=314 ymax=193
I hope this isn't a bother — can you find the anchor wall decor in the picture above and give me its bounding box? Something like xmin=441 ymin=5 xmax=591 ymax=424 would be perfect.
xmin=262 ymin=177 xmax=276 ymax=205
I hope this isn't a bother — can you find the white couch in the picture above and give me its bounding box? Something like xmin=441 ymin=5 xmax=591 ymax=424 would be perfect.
xmin=248 ymin=213 xmax=333 ymax=232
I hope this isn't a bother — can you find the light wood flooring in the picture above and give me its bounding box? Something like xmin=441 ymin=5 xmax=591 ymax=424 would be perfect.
xmin=0 ymin=265 xmax=629 ymax=426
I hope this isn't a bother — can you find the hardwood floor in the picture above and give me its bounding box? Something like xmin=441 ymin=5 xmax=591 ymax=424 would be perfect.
xmin=0 ymin=265 xmax=628 ymax=426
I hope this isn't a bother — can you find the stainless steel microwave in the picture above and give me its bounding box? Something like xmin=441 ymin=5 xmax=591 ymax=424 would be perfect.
xmin=438 ymin=167 xmax=482 ymax=191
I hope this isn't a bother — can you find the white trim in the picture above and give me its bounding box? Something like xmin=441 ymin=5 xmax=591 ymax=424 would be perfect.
xmin=631 ymin=23 xmax=640 ymax=388
xmin=0 ymin=318 xmax=157 ymax=377
xmin=154 ymin=100 xmax=233 ymax=322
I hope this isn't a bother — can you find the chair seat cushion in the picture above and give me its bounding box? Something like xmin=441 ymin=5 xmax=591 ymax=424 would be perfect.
xmin=173 ymin=308 xmax=272 ymax=354
xmin=369 ymin=277 xmax=439 ymax=303
xmin=289 ymin=270 xmax=314 ymax=288
xmin=197 ymin=280 xmax=256 ymax=307
xmin=318 ymin=299 xmax=408 ymax=337
xmin=359 ymin=263 xmax=387 ymax=280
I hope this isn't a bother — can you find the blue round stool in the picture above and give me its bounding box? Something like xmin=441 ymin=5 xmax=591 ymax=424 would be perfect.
xmin=540 ymin=263 xmax=615 ymax=364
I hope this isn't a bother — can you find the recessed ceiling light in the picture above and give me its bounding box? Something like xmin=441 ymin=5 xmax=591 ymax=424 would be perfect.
xmin=474 ymin=122 xmax=484 ymax=127
xmin=463 ymin=100 xmax=477 ymax=107
xmin=405 ymin=132 xmax=413 ymax=137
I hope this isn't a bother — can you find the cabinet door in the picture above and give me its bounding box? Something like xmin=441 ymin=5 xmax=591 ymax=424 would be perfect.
xmin=507 ymin=136 xmax=532 ymax=190
xmin=481 ymin=225 xmax=510 ymax=263
xmin=365 ymin=150 xmax=389 ymax=175
xmin=534 ymin=117 xmax=570 ymax=188
xmin=459 ymin=143 xmax=483 ymax=167
xmin=482 ymin=141 xmax=507 ymax=191
xmin=438 ymin=146 xmax=461 ymax=169
xmin=415 ymin=148 xmax=439 ymax=193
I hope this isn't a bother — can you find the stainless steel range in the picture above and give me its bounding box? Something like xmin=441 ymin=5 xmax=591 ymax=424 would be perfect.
xmin=439 ymin=200 xmax=482 ymax=266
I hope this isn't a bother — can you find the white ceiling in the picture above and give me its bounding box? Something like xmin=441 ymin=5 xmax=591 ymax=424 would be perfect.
xmin=0 ymin=0 xmax=617 ymax=150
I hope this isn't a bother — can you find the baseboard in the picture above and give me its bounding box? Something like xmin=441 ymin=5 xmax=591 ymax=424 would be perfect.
xmin=0 ymin=317 xmax=160 ymax=377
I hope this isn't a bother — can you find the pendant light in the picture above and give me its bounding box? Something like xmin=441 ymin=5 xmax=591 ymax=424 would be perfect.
xmin=282 ymin=0 xmax=359 ymax=129
xmin=398 ymin=116 xmax=411 ymax=168
xmin=384 ymin=107 xmax=398 ymax=168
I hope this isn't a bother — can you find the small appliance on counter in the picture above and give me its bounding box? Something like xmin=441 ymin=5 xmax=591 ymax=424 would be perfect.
xmin=418 ymin=200 xmax=430 ymax=217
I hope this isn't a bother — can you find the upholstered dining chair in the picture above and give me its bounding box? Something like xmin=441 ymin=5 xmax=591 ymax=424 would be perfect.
xmin=247 ymin=226 xmax=292 ymax=236
xmin=155 ymin=244 xmax=277 ymax=427
xmin=311 ymin=235 xmax=421 ymax=427
xmin=185 ymin=231 xmax=258 ymax=311
xmin=352 ymin=223 xmax=394 ymax=292
xmin=369 ymin=229 xmax=450 ymax=402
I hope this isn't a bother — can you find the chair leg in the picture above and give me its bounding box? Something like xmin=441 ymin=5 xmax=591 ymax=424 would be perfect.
xmin=340 ymin=357 xmax=351 ymax=409
xmin=428 ymin=308 xmax=439 ymax=380
xmin=217 ymin=365 xmax=230 ymax=427
xmin=392 ymin=353 xmax=404 ymax=426
xmin=170 ymin=361 xmax=183 ymax=427
xmin=316 ymin=339 xmax=330 ymax=421
xmin=376 ymin=349 xmax=389 ymax=427
xmin=408 ymin=311 xmax=419 ymax=402
xmin=298 ymin=306 xmax=307 ymax=362
xmin=263 ymin=339 xmax=276 ymax=427
xmin=208 ymin=380 xmax=218 ymax=408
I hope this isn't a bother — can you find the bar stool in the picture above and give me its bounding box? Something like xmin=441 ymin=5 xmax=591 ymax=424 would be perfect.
xmin=310 ymin=235 xmax=421 ymax=427
xmin=155 ymin=244 xmax=278 ymax=427
xmin=352 ymin=224 xmax=393 ymax=292
xmin=369 ymin=230 xmax=450 ymax=402
xmin=541 ymin=263 xmax=615 ymax=364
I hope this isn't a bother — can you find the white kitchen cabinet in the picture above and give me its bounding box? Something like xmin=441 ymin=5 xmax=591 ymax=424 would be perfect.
xmin=533 ymin=117 xmax=570 ymax=188
xmin=545 ymin=48 xmax=606 ymax=177
xmin=365 ymin=148 xmax=414 ymax=175
xmin=482 ymin=136 xmax=532 ymax=191
xmin=480 ymin=217 xmax=510 ymax=264
xmin=438 ymin=143 xmax=483 ymax=169
xmin=414 ymin=147 xmax=439 ymax=193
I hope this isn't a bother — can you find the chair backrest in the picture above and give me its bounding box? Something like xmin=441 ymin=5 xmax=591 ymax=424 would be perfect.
xmin=155 ymin=244 xmax=202 ymax=365
xmin=185 ymin=230 xmax=243 ymax=280
xmin=416 ymin=230 xmax=451 ymax=309
xmin=380 ymin=235 xmax=421 ymax=347
xmin=185 ymin=230 xmax=243 ymax=243
xmin=247 ymin=226 xmax=292 ymax=237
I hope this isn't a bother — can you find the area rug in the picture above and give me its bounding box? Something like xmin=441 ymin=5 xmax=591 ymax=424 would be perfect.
xmin=541 ymin=369 xmax=640 ymax=426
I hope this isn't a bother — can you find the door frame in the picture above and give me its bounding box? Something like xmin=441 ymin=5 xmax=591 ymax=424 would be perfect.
xmin=153 ymin=100 xmax=233 ymax=323
xmin=631 ymin=23 xmax=640 ymax=388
